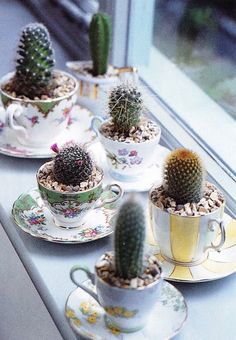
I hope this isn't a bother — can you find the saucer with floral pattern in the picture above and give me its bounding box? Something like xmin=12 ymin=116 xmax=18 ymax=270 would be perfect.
xmin=65 ymin=279 xmax=187 ymax=339
xmin=12 ymin=188 xmax=117 ymax=244
xmin=0 ymin=105 xmax=96 ymax=158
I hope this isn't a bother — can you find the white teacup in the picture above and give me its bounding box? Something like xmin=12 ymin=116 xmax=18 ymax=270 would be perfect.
xmin=70 ymin=259 xmax=163 ymax=333
xmin=149 ymin=184 xmax=226 ymax=265
xmin=91 ymin=117 xmax=161 ymax=181
xmin=0 ymin=70 xmax=78 ymax=147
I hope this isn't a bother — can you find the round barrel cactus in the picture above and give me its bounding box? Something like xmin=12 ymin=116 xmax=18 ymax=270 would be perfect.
xmin=52 ymin=142 xmax=93 ymax=186
xmin=163 ymin=148 xmax=205 ymax=204
xmin=114 ymin=196 xmax=145 ymax=279
xmin=109 ymin=84 xmax=143 ymax=134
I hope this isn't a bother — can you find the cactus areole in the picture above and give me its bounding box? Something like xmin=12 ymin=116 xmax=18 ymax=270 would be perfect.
xmin=163 ymin=148 xmax=205 ymax=205
xmin=89 ymin=12 xmax=112 ymax=76
xmin=114 ymin=197 xmax=146 ymax=279
xmin=14 ymin=23 xmax=55 ymax=98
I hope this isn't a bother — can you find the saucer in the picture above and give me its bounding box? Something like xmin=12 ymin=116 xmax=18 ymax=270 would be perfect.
xmin=12 ymin=188 xmax=117 ymax=244
xmin=0 ymin=105 xmax=96 ymax=158
xmin=149 ymin=215 xmax=236 ymax=283
xmin=65 ymin=279 xmax=187 ymax=339
xmin=89 ymin=142 xmax=170 ymax=192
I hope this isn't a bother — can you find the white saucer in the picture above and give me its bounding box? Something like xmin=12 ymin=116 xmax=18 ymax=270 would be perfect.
xmin=89 ymin=142 xmax=170 ymax=192
xmin=0 ymin=105 xmax=96 ymax=158
xmin=12 ymin=188 xmax=117 ymax=244
xmin=65 ymin=279 xmax=187 ymax=339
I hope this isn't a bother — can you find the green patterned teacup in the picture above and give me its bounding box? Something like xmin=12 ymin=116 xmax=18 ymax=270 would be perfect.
xmin=37 ymin=164 xmax=123 ymax=229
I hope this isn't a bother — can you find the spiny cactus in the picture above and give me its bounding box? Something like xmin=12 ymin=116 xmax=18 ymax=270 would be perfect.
xmin=89 ymin=12 xmax=111 ymax=76
xmin=163 ymin=148 xmax=205 ymax=204
xmin=115 ymin=196 xmax=145 ymax=279
xmin=109 ymin=84 xmax=143 ymax=134
xmin=14 ymin=23 xmax=55 ymax=98
xmin=51 ymin=142 xmax=93 ymax=186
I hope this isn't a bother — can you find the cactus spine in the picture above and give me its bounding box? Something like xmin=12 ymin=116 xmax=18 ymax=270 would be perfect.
xmin=109 ymin=84 xmax=143 ymax=133
xmin=89 ymin=12 xmax=111 ymax=76
xmin=163 ymin=148 xmax=205 ymax=204
xmin=115 ymin=197 xmax=145 ymax=279
xmin=14 ymin=23 xmax=55 ymax=98
xmin=52 ymin=142 xmax=93 ymax=186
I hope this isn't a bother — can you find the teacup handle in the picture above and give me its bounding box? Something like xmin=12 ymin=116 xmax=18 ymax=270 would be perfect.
xmin=70 ymin=265 xmax=99 ymax=303
xmin=91 ymin=116 xmax=104 ymax=136
xmin=208 ymin=219 xmax=226 ymax=252
xmin=94 ymin=183 xmax=123 ymax=209
xmin=5 ymin=103 xmax=28 ymax=139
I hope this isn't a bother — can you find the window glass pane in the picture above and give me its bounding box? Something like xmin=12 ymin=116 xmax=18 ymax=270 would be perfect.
xmin=132 ymin=0 xmax=236 ymax=180
xmin=153 ymin=0 xmax=236 ymax=119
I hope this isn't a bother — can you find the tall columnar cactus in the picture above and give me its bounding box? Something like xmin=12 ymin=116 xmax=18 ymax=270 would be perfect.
xmin=14 ymin=23 xmax=55 ymax=98
xmin=89 ymin=12 xmax=111 ymax=76
xmin=115 ymin=197 xmax=146 ymax=279
xmin=51 ymin=142 xmax=93 ymax=186
xmin=163 ymin=148 xmax=205 ymax=204
xmin=109 ymin=84 xmax=143 ymax=134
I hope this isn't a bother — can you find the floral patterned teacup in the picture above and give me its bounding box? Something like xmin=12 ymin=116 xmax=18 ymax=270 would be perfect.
xmin=91 ymin=117 xmax=161 ymax=181
xmin=70 ymin=258 xmax=163 ymax=333
xmin=37 ymin=164 xmax=123 ymax=228
xmin=0 ymin=70 xmax=78 ymax=147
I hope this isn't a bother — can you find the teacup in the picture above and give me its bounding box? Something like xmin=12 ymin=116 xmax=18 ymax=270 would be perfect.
xmin=149 ymin=184 xmax=226 ymax=265
xmin=0 ymin=70 xmax=78 ymax=147
xmin=91 ymin=117 xmax=161 ymax=182
xmin=37 ymin=163 xmax=123 ymax=228
xmin=70 ymin=258 xmax=163 ymax=333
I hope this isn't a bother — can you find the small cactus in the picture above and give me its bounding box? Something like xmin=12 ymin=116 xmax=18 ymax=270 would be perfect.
xmin=163 ymin=148 xmax=205 ymax=204
xmin=114 ymin=196 xmax=146 ymax=279
xmin=52 ymin=142 xmax=93 ymax=186
xmin=14 ymin=23 xmax=55 ymax=98
xmin=109 ymin=84 xmax=143 ymax=134
xmin=89 ymin=12 xmax=111 ymax=76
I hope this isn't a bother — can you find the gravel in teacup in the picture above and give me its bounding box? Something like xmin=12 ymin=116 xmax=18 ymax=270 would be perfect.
xmin=70 ymin=61 xmax=119 ymax=79
xmin=3 ymin=72 xmax=75 ymax=100
xmin=100 ymin=116 xmax=160 ymax=143
xmin=96 ymin=252 xmax=162 ymax=289
xmin=151 ymin=181 xmax=224 ymax=216
xmin=37 ymin=161 xmax=103 ymax=192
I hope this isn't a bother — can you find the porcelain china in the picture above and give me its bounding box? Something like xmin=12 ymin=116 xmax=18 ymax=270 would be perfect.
xmin=12 ymin=188 xmax=118 ymax=243
xmin=0 ymin=105 xmax=96 ymax=158
xmin=91 ymin=117 xmax=162 ymax=182
xmin=70 ymin=261 xmax=163 ymax=333
xmin=37 ymin=164 xmax=123 ymax=228
xmin=89 ymin=142 xmax=170 ymax=192
xmin=0 ymin=71 xmax=78 ymax=147
xmin=65 ymin=279 xmax=187 ymax=339
xmin=149 ymin=183 xmax=226 ymax=266
xmin=148 ymin=215 xmax=236 ymax=282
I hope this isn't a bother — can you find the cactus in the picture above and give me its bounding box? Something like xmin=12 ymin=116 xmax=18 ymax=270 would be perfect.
xmin=14 ymin=23 xmax=55 ymax=98
xmin=109 ymin=84 xmax=143 ymax=134
xmin=163 ymin=148 xmax=205 ymax=204
xmin=114 ymin=196 xmax=145 ymax=279
xmin=52 ymin=142 xmax=93 ymax=186
xmin=89 ymin=12 xmax=111 ymax=76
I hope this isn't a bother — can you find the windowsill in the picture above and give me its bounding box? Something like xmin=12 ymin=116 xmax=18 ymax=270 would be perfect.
xmin=140 ymin=47 xmax=236 ymax=179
